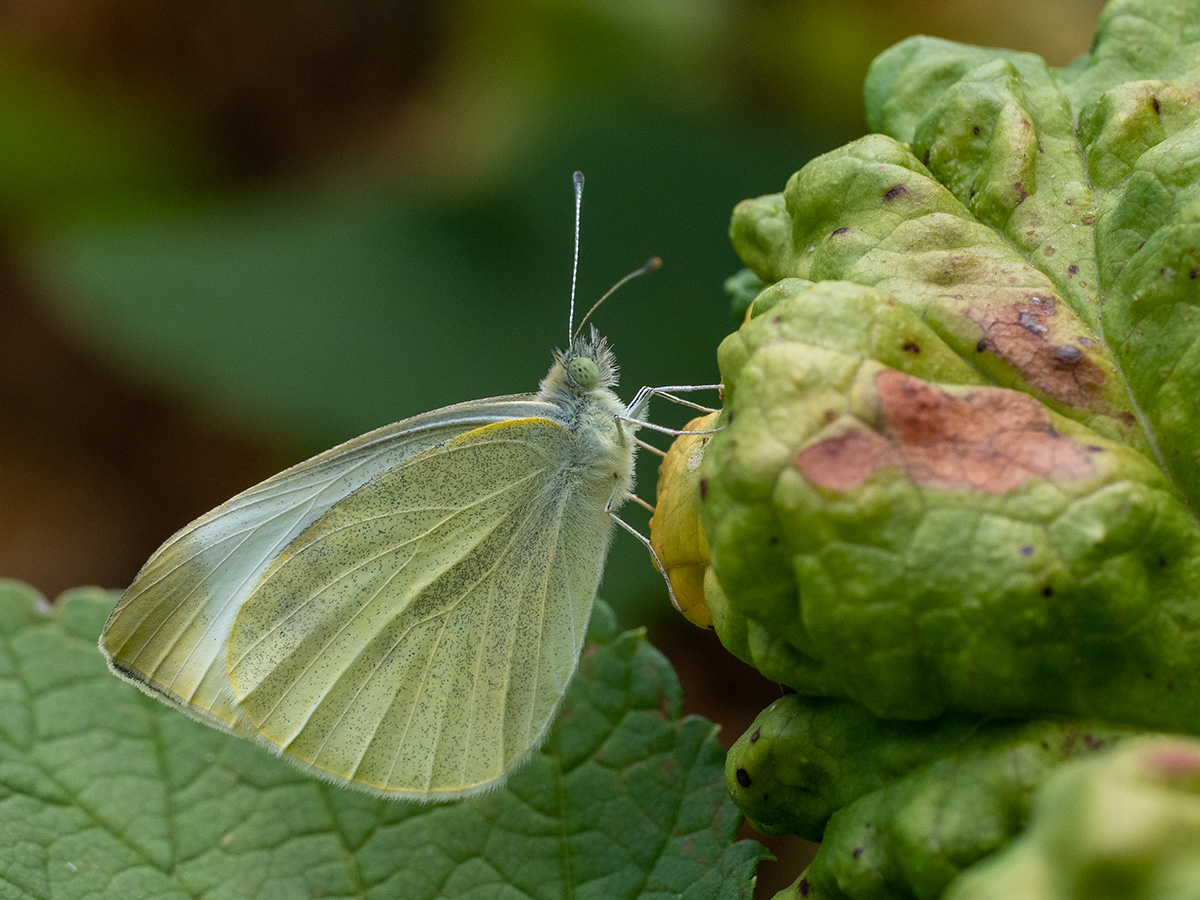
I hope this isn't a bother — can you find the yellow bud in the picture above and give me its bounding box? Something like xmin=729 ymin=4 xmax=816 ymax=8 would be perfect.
xmin=649 ymin=412 xmax=719 ymax=628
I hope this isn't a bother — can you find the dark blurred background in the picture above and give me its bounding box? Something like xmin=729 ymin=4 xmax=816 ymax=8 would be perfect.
xmin=0 ymin=0 xmax=1106 ymax=893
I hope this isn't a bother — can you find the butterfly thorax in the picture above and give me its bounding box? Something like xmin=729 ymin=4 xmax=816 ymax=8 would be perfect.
xmin=538 ymin=327 xmax=636 ymax=512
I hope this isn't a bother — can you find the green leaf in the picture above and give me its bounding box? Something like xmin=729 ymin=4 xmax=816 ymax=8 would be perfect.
xmin=729 ymin=696 xmax=1138 ymax=899
xmin=0 ymin=581 xmax=764 ymax=899
xmin=706 ymin=0 xmax=1200 ymax=734
xmin=691 ymin=0 xmax=1200 ymax=895
xmin=943 ymin=736 xmax=1200 ymax=900
xmin=724 ymin=695 xmax=1135 ymax=842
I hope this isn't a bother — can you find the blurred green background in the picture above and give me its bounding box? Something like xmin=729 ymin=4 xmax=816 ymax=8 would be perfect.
xmin=0 ymin=0 xmax=1106 ymax=893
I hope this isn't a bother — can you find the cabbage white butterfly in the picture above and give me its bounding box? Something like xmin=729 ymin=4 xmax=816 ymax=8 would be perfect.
xmin=100 ymin=173 xmax=687 ymax=801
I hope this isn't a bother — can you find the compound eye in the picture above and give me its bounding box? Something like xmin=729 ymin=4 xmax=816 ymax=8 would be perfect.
xmin=568 ymin=357 xmax=600 ymax=390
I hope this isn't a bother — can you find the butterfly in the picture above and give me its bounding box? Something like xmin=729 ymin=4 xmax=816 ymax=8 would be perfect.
xmin=99 ymin=172 xmax=708 ymax=801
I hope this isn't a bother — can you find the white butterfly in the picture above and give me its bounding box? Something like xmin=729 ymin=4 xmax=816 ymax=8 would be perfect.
xmin=100 ymin=173 xmax=716 ymax=801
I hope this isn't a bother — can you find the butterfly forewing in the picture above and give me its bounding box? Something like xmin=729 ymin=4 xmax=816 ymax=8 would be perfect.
xmin=226 ymin=417 xmax=605 ymax=799
xmin=100 ymin=397 xmax=558 ymax=736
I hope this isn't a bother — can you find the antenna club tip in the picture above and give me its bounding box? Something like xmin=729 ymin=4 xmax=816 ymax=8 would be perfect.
xmin=635 ymin=256 xmax=663 ymax=277
xmin=573 ymin=171 xmax=585 ymax=188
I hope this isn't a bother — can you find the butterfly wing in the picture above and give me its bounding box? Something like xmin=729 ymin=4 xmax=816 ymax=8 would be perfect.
xmin=100 ymin=396 xmax=559 ymax=737
xmin=225 ymin=416 xmax=609 ymax=799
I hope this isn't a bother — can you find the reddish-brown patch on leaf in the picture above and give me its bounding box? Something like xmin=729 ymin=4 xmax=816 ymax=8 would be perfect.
xmin=875 ymin=371 xmax=1093 ymax=492
xmin=795 ymin=372 xmax=1095 ymax=494
xmin=796 ymin=429 xmax=900 ymax=490
xmin=1143 ymin=744 xmax=1200 ymax=776
xmin=966 ymin=294 xmax=1110 ymax=410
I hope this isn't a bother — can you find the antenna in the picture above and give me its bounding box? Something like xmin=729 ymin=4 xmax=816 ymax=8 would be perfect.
xmin=573 ymin=256 xmax=661 ymax=338
xmin=567 ymin=171 xmax=585 ymax=344
xmin=565 ymin=171 xmax=661 ymax=340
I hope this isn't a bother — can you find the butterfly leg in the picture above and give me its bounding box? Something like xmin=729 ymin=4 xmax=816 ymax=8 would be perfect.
xmin=634 ymin=437 xmax=666 ymax=458
xmin=625 ymin=383 xmax=723 ymax=421
xmin=615 ymin=414 xmax=724 ymax=438
xmin=608 ymin=511 xmax=684 ymax=614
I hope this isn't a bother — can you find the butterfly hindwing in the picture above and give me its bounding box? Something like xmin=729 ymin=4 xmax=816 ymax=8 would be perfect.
xmin=226 ymin=417 xmax=604 ymax=799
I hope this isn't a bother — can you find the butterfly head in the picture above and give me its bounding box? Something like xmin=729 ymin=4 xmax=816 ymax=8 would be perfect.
xmin=544 ymin=326 xmax=619 ymax=398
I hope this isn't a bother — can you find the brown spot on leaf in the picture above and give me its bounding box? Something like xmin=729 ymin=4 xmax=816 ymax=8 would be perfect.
xmin=750 ymin=728 xmax=761 ymax=743
xmin=1015 ymin=182 xmax=1028 ymax=200
xmin=879 ymin=372 xmax=1095 ymax=492
xmin=796 ymin=372 xmax=1095 ymax=494
xmin=966 ymin=296 xmax=1110 ymax=410
xmin=831 ymin=226 xmax=850 ymax=236
xmin=1145 ymin=745 xmax=1200 ymax=776
xmin=1068 ymin=264 xmax=1079 ymax=275
xmin=1043 ymin=245 xmax=1056 ymax=257
xmin=796 ymin=430 xmax=899 ymax=491
xmin=736 ymin=768 xmax=752 ymax=787
xmin=884 ymin=184 xmax=908 ymax=202
xmin=902 ymin=342 xmax=921 ymax=354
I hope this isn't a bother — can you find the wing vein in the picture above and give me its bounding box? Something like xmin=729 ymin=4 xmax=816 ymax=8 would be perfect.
xmin=228 ymin=466 xmax=545 ymax=679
